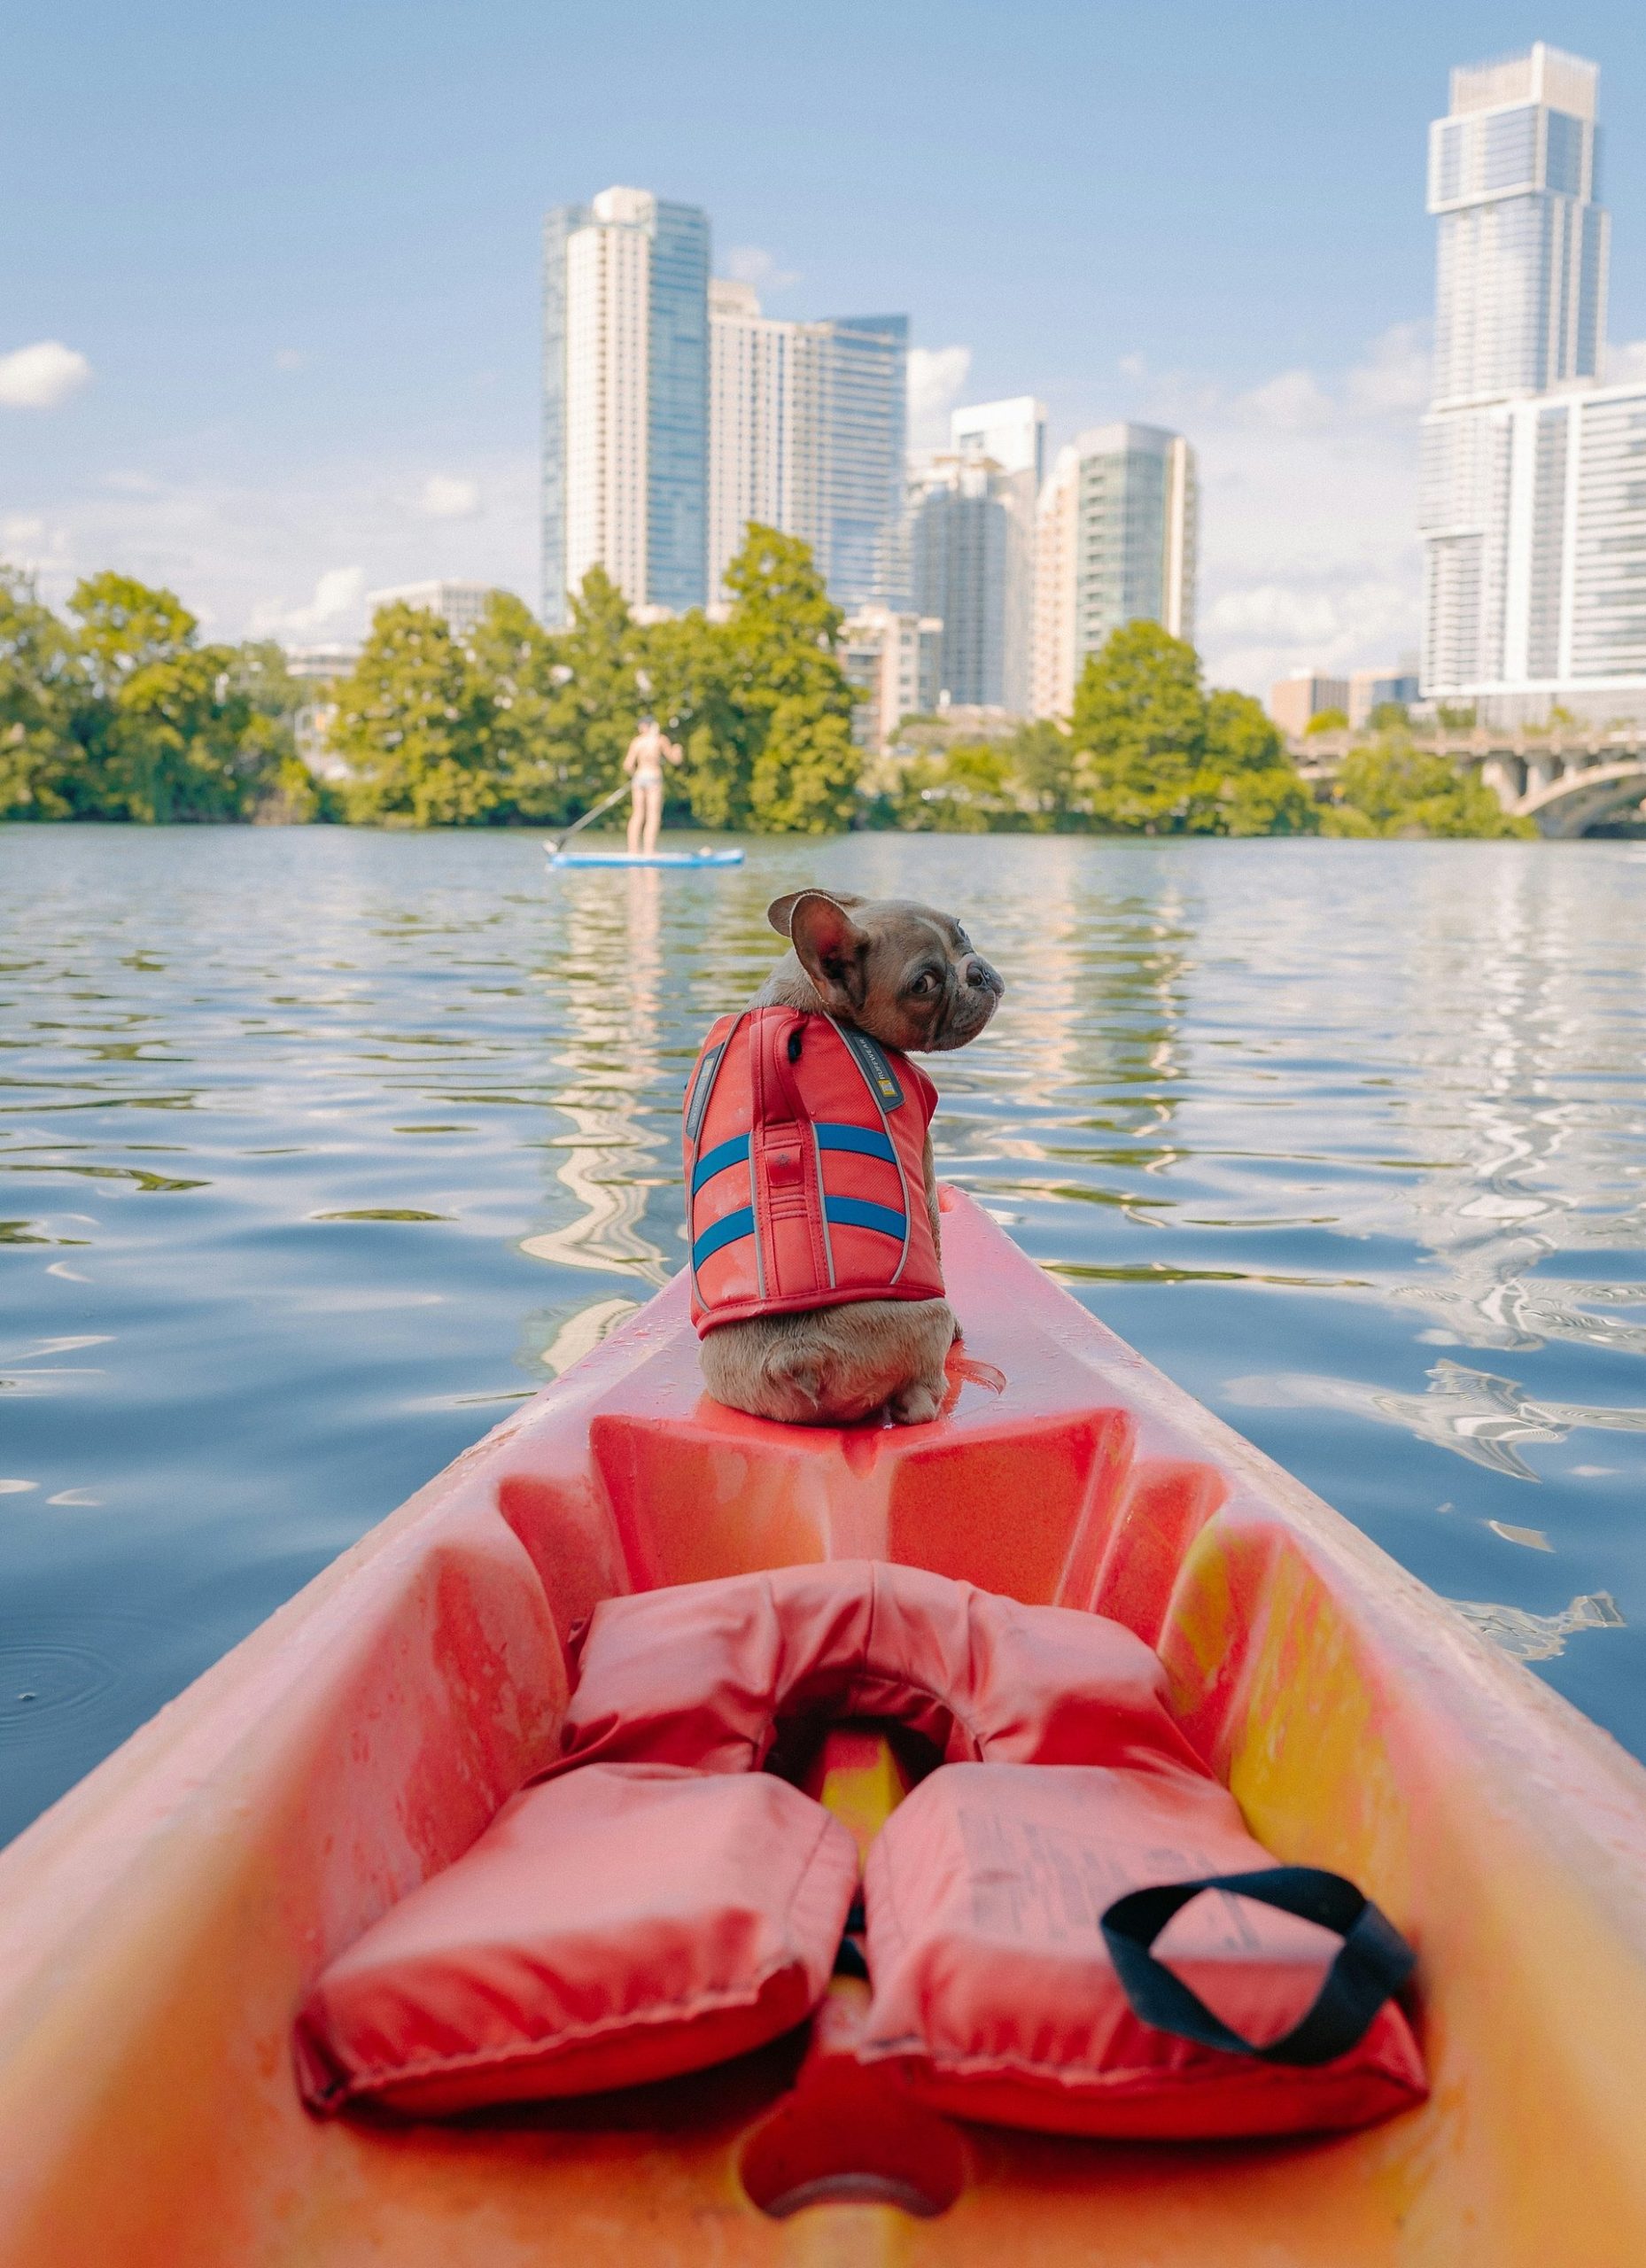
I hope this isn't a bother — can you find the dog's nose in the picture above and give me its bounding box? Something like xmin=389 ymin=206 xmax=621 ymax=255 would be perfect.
xmin=963 ymin=956 xmax=1005 ymax=999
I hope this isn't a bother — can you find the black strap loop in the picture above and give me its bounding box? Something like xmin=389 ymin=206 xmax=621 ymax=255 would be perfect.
xmin=1099 ymin=1866 xmax=1415 ymax=2068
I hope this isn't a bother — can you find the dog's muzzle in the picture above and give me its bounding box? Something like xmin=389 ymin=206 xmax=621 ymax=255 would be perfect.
xmin=931 ymin=956 xmax=1005 ymax=1049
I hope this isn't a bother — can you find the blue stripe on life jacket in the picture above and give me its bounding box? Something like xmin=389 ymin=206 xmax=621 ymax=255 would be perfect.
xmin=814 ymin=1122 xmax=897 ymax=1164
xmin=692 ymin=1132 xmax=751 ymax=1193
xmin=823 ymin=1196 xmax=907 ymax=1242
xmin=693 ymin=1206 xmax=756 ymax=1268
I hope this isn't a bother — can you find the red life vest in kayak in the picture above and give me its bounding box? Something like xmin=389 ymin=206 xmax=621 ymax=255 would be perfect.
xmin=682 ymin=1007 xmax=943 ymax=1335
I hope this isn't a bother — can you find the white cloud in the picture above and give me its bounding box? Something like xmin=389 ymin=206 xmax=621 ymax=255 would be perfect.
xmin=907 ymin=344 xmax=973 ymax=452
xmin=1608 ymin=338 xmax=1646 ymax=384
xmin=14 ymin=443 xmax=536 ymax=641
xmin=275 ymin=348 xmax=307 ymax=373
xmin=416 ymin=473 xmax=481 ymax=519
xmin=725 ymin=245 xmax=800 ymax=294
xmin=0 ymin=340 xmax=92 ymax=410
xmin=1346 ymin=320 xmax=1431 ymax=414
xmin=1117 ymin=353 xmax=1147 ymax=382
xmin=1127 ymin=319 xmax=1432 ymax=696
xmin=2 ymin=517 xmax=45 ymax=547
xmin=1238 ymin=368 xmax=1333 ymax=431
xmin=249 ymin=565 xmax=365 ymax=639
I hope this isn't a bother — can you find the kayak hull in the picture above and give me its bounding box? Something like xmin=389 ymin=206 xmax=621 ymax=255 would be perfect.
xmin=3 ymin=1188 xmax=1646 ymax=2264
xmin=546 ymin=846 xmax=745 ymax=868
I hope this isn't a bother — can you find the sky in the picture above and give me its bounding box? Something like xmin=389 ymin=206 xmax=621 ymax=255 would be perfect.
xmin=4 ymin=0 xmax=1646 ymax=695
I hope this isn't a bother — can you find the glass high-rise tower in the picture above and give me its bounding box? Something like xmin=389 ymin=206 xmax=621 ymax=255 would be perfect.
xmin=541 ymin=188 xmax=709 ymax=628
xmin=1031 ymin=424 xmax=1198 ymax=720
xmin=1419 ymin=47 xmax=1646 ymax=718
xmin=706 ymin=287 xmax=907 ymax=612
xmin=1427 ymin=44 xmax=1606 ymax=412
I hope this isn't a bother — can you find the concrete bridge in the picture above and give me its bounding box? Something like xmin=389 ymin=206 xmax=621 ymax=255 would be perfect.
xmin=1294 ymin=725 xmax=1646 ymax=837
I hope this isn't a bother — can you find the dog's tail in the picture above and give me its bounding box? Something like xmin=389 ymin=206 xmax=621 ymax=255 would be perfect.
xmin=755 ymin=1340 xmax=826 ymax=1421
xmin=700 ymin=1323 xmax=846 ymax=1425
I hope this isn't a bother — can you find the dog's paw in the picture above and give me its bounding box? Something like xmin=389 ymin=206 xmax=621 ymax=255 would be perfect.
xmin=888 ymin=1379 xmax=943 ymax=1426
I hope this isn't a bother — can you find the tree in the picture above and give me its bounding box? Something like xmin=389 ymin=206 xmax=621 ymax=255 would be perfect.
xmin=874 ymin=738 xmax=1027 ymax=833
xmin=1068 ymin=622 xmax=1316 ymax=835
xmin=0 ymin=570 xmax=89 ymax=819
xmin=641 ymin=607 xmax=743 ymax=828
xmin=716 ymin=525 xmax=862 ymax=833
xmin=466 ymin=591 xmax=579 ymax=823
xmin=1304 ymin=705 xmax=1349 ymax=735
xmin=540 ymin=569 xmax=643 ymax=820
xmin=66 ymin=574 xmax=276 ymax=822
xmin=1324 ymin=730 xmax=1534 ymax=839
xmin=330 ymin=602 xmax=496 ymax=826
xmin=1007 ymin=719 xmax=1080 ymax=827
xmin=1200 ymin=689 xmax=1320 ymax=835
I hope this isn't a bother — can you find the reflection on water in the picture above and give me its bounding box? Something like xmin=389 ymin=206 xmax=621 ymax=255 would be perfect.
xmin=4 ymin=826 xmax=1646 ymax=1842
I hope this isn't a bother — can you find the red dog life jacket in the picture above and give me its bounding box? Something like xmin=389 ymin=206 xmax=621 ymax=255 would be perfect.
xmin=683 ymin=1007 xmax=943 ymax=1334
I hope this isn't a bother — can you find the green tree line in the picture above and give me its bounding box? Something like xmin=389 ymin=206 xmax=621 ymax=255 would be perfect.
xmin=0 ymin=569 xmax=305 ymax=821
xmin=1 ymin=529 xmax=1530 ymax=838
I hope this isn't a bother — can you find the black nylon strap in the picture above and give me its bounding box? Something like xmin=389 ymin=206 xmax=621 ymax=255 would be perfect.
xmin=1099 ymin=1866 xmax=1415 ymax=2068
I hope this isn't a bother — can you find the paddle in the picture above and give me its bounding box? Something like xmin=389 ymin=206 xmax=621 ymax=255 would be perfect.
xmin=544 ymin=781 xmax=630 ymax=856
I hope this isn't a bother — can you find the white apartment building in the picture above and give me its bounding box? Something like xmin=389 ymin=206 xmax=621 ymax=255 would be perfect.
xmin=541 ymin=188 xmax=710 ymax=627
xmin=707 ymin=282 xmax=907 ymax=610
xmin=1031 ymin=423 xmax=1198 ymax=720
xmin=841 ymin=607 xmax=943 ymax=752
xmin=363 ymin=582 xmax=496 ymax=641
xmin=707 ymin=279 xmax=792 ymax=598
xmin=1420 ymin=45 xmax=1646 ymax=720
xmin=950 ymin=395 xmax=1046 ymax=483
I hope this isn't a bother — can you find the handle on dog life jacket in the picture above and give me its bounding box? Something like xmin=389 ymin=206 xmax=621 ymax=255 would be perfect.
xmin=1100 ymin=1866 xmax=1416 ymax=2067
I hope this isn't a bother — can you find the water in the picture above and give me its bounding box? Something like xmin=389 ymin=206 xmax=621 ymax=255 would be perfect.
xmin=4 ymin=825 xmax=1646 ymax=1844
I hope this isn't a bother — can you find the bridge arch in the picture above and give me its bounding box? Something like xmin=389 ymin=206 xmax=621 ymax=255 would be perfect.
xmin=1517 ymin=761 xmax=1646 ymax=838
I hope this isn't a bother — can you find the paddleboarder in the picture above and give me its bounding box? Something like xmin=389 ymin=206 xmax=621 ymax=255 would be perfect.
xmin=623 ymin=717 xmax=683 ymax=855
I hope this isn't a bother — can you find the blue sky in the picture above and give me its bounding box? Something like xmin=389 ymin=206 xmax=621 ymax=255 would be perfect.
xmin=4 ymin=1 xmax=1645 ymax=692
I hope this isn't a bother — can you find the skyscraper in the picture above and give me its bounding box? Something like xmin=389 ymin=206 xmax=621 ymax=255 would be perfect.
xmin=706 ymin=284 xmax=907 ymax=611
xmin=541 ymin=187 xmax=710 ymax=628
xmin=1420 ymin=45 xmax=1646 ymax=719
xmin=906 ymin=447 xmax=1037 ymax=713
xmin=950 ymin=396 xmax=1046 ymax=485
xmin=1030 ymin=423 xmax=1198 ymax=720
xmin=897 ymin=397 xmax=1044 ymax=714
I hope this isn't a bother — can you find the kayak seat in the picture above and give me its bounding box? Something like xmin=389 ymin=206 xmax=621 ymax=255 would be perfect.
xmin=546 ymin=1557 xmax=1209 ymax=1784
xmin=856 ymin=1760 xmax=1426 ymax=2139
xmin=294 ymin=1562 xmax=1423 ymax=2139
xmin=293 ymin=1762 xmax=857 ymax=2117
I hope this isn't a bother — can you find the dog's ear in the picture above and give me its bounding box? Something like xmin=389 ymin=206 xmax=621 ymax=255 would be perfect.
xmin=784 ymin=891 xmax=872 ymax=1014
xmin=767 ymin=889 xmax=865 ymax=938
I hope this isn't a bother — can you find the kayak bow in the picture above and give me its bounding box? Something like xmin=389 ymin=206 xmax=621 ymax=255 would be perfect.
xmin=2 ymin=1189 xmax=1644 ymax=2264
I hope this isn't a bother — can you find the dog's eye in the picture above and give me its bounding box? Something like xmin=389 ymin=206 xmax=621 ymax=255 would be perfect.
xmin=908 ymin=971 xmax=940 ymax=997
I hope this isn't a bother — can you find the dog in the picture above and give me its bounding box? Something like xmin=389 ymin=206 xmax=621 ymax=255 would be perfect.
xmin=686 ymin=889 xmax=1004 ymax=1426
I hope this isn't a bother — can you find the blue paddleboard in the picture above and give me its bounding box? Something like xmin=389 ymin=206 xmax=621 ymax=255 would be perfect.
xmin=545 ymin=846 xmax=745 ymax=870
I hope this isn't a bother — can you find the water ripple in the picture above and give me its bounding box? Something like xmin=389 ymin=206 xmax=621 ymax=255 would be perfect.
xmin=4 ymin=826 xmax=1646 ymax=1837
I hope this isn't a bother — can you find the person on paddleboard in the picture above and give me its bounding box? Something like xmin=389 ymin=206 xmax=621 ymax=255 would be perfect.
xmin=623 ymin=717 xmax=683 ymax=855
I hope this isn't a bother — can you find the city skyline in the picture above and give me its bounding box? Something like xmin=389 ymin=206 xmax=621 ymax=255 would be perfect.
xmin=1419 ymin=43 xmax=1646 ymax=719
xmin=4 ymin=4 xmax=1646 ymax=697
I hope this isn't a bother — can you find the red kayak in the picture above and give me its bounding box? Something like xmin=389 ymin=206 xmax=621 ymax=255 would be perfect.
xmin=2 ymin=1189 xmax=1645 ymax=2264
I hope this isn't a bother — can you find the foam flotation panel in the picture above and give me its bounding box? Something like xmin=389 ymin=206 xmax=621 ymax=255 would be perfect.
xmin=294 ymin=1763 xmax=857 ymax=2117
xmin=855 ymin=1762 xmax=1427 ymax=2139
xmin=551 ymin=1559 xmax=1207 ymax=1783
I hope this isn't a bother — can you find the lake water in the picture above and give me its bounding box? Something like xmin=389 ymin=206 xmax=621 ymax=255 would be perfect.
xmin=4 ymin=824 xmax=1646 ymax=1844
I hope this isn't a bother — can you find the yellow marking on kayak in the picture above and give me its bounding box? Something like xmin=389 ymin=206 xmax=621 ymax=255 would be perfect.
xmin=811 ymin=1725 xmax=912 ymax=1861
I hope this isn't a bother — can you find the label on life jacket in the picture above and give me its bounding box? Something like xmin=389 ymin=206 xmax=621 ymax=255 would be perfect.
xmin=682 ymin=1008 xmax=943 ymax=1336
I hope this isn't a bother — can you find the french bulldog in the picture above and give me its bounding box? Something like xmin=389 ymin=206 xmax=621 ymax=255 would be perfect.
xmin=695 ymin=889 xmax=1004 ymax=1426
